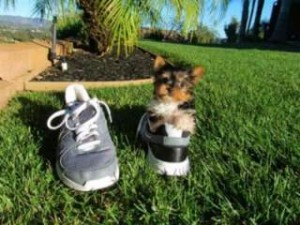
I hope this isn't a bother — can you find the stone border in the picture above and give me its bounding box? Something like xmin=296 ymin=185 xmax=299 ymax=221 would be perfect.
xmin=24 ymin=78 xmax=153 ymax=91
xmin=23 ymin=46 xmax=155 ymax=91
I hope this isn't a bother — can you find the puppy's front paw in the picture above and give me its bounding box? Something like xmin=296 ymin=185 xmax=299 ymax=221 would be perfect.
xmin=171 ymin=113 xmax=195 ymax=134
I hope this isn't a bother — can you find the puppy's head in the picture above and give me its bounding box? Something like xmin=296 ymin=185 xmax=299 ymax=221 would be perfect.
xmin=153 ymin=56 xmax=204 ymax=102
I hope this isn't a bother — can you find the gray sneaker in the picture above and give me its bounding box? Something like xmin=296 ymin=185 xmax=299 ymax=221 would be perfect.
xmin=47 ymin=84 xmax=119 ymax=191
xmin=136 ymin=113 xmax=191 ymax=176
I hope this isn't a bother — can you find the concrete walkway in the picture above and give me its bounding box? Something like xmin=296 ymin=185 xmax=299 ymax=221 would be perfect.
xmin=0 ymin=40 xmax=66 ymax=109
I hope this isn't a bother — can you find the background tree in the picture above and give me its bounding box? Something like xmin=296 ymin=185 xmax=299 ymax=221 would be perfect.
xmin=270 ymin=0 xmax=292 ymax=42
xmin=252 ymin=0 xmax=264 ymax=39
xmin=188 ymin=24 xmax=218 ymax=44
xmin=224 ymin=17 xmax=239 ymax=43
xmin=239 ymin=0 xmax=250 ymax=41
xmin=246 ymin=0 xmax=256 ymax=34
xmin=98 ymin=0 xmax=204 ymax=55
xmin=77 ymin=1 xmax=110 ymax=55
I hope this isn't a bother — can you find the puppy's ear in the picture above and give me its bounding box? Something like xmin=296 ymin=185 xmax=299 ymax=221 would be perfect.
xmin=154 ymin=56 xmax=166 ymax=71
xmin=190 ymin=66 xmax=204 ymax=84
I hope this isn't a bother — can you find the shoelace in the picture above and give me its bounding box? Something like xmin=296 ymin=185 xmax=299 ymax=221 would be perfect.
xmin=47 ymin=98 xmax=112 ymax=152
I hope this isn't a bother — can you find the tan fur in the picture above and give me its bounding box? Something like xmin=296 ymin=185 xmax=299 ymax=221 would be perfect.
xmin=191 ymin=66 xmax=205 ymax=84
xmin=154 ymin=56 xmax=166 ymax=71
xmin=155 ymin=84 xmax=168 ymax=99
xmin=172 ymin=88 xmax=192 ymax=102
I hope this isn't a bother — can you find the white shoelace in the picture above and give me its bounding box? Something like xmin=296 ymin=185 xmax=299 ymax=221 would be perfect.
xmin=47 ymin=98 xmax=112 ymax=152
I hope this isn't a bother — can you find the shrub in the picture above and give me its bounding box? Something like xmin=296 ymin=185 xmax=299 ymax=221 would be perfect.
xmin=12 ymin=30 xmax=32 ymax=42
xmin=57 ymin=13 xmax=87 ymax=43
xmin=224 ymin=17 xmax=239 ymax=43
xmin=188 ymin=24 xmax=217 ymax=44
xmin=0 ymin=28 xmax=51 ymax=42
xmin=141 ymin=27 xmax=164 ymax=41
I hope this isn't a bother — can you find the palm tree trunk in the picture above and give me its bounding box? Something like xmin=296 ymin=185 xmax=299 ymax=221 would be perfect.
xmin=247 ymin=0 xmax=256 ymax=34
xmin=239 ymin=0 xmax=250 ymax=42
xmin=252 ymin=0 xmax=265 ymax=39
xmin=79 ymin=0 xmax=110 ymax=55
xmin=270 ymin=0 xmax=292 ymax=42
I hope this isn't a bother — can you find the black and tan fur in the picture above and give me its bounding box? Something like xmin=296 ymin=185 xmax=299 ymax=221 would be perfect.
xmin=147 ymin=56 xmax=204 ymax=133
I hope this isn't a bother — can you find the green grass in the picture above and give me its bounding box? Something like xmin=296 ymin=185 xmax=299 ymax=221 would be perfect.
xmin=1 ymin=40 xmax=300 ymax=224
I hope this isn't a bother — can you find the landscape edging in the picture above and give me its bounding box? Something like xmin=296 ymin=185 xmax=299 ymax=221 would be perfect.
xmin=24 ymin=78 xmax=153 ymax=91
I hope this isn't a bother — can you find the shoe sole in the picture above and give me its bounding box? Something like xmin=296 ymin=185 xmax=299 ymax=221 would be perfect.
xmin=56 ymin=163 xmax=119 ymax=191
xmin=147 ymin=145 xmax=190 ymax=176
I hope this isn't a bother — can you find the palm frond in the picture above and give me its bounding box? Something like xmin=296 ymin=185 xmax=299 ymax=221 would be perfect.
xmin=139 ymin=0 xmax=162 ymax=27
xmin=99 ymin=0 xmax=141 ymax=55
xmin=210 ymin=0 xmax=231 ymax=17
xmin=88 ymin=0 xmax=230 ymax=56
xmin=32 ymin=0 xmax=51 ymax=18
xmin=32 ymin=0 xmax=77 ymax=19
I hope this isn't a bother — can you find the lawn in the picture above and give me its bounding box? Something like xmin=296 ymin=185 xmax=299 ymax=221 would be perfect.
xmin=1 ymin=40 xmax=300 ymax=224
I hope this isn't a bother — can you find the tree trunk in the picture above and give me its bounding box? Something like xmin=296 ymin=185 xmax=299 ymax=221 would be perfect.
xmin=79 ymin=0 xmax=110 ymax=55
xmin=270 ymin=0 xmax=292 ymax=42
xmin=252 ymin=0 xmax=265 ymax=39
xmin=239 ymin=0 xmax=250 ymax=42
xmin=247 ymin=0 xmax=257 ymax=34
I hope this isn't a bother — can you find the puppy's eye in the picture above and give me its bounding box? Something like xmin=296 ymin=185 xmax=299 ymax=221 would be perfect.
xmin=160 ymin=78 xmax=170 ymax=84
xmin=163 ymin=78 xmax=169 ymax=83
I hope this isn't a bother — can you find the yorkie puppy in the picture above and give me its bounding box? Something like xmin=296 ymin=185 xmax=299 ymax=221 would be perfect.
xmin=147 ymin=56 xmax=204 ymax=134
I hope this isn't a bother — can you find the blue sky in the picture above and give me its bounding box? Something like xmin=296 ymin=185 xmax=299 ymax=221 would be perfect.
xmin=0 ymin=0 xmax=276 ymax=38
xmin=0 ymin=0 xmax=35 ymax=17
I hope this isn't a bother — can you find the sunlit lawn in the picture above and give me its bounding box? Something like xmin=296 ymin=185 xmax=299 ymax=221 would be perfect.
xmin=0 ymin=40 xmax=299 ymax=224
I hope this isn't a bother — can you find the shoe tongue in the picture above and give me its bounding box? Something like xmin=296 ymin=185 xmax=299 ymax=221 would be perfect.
xmin=68 ymin=102 xmax=81 ymax=111
xmin=67 ymin=102 xmax=100 ymax=150
xmin=68 ymin=102 xmax=96 ymax=125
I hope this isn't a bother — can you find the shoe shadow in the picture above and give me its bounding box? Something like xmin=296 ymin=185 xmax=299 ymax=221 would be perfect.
xmin=14 ymin=93 xmax=64 ymax=171
xmin=109 ymin=104 xmax=146 ymax=151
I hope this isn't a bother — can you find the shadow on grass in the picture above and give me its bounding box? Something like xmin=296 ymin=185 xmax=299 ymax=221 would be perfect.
xmin=14 ymin=93 xmax=64 ymax=171
xmin=109 ymin=104 xmax=146 ymax=152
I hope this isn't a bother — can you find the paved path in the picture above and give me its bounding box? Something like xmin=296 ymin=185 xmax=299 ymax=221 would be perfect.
xmin=0 ymin=41 xmax=65 ymax=109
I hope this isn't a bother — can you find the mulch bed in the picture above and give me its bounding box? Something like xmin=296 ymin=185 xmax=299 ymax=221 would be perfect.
xmin=32 ymin=48 xmax=155 ymax=81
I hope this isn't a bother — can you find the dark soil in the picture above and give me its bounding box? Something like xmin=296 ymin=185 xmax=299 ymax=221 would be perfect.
xmin=32 ymin=48 xmax=155 ymax=81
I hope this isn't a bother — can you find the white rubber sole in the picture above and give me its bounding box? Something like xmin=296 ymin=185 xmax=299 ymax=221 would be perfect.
xmin=147 ymin=145 xmax=190 ymax=176
xmin=56 ymin=163 xmax=119 ymax=191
